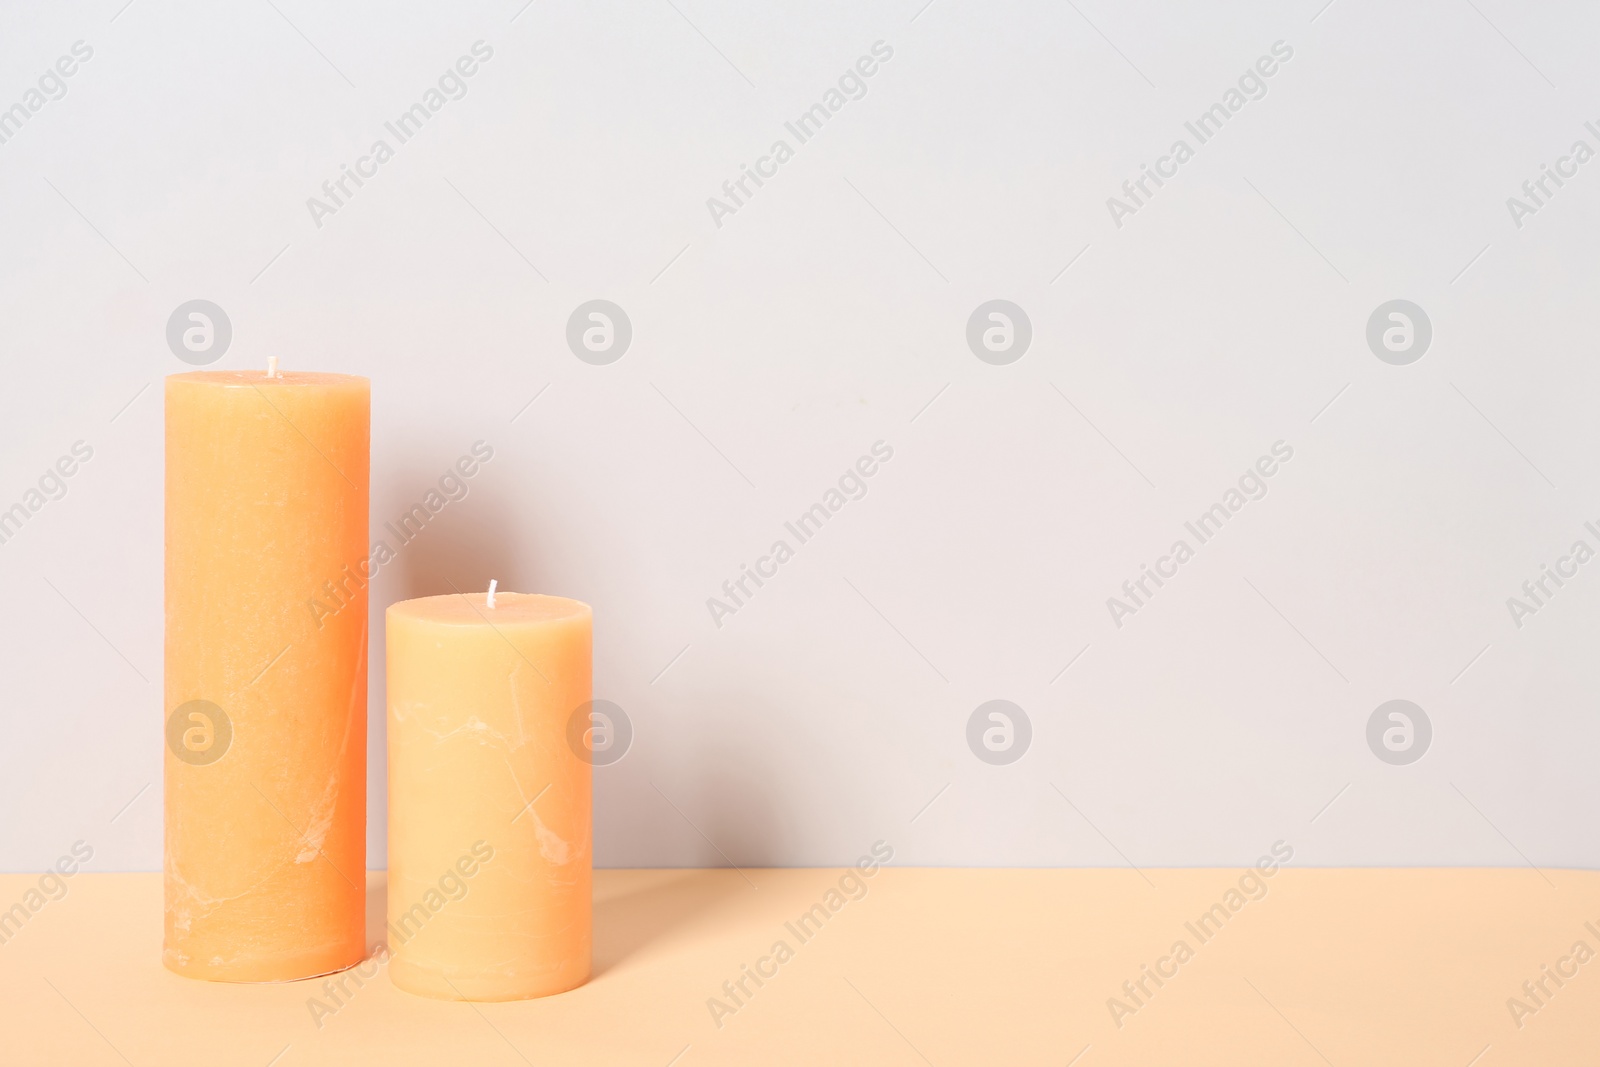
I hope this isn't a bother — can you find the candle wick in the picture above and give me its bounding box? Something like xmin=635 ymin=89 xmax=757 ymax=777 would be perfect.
xmin=487 ymin=579 xmax=497 ymax=609
xmin=267 ymin=356 xmax=279 ymax=379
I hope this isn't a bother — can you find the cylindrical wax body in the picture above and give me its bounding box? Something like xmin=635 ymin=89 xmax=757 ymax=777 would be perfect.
xmin=385 ymin=592 xmax=592 ymax=1001
xmin=164 ymin=370 xmax=369 ymax=982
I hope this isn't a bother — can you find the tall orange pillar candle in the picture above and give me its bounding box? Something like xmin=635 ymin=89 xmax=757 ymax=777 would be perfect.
xmin=164 ymin=368 xmax=369 ymax=982
xmin=385 ymin=588 xmax=592 ymax=1000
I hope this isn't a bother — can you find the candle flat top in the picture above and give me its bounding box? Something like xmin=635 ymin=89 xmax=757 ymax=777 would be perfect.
xmin=387 ymin=592 xmax=591 ymax=627
xmin=167 ymin=370 xmax=369 ymax=388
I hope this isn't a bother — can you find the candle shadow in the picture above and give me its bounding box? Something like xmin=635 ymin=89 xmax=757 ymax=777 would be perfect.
xmin=590 ymin=868 xmax=747 ymax=979
xmin=589 ymin=735 xmax=788 ymax=979
xmin=365 ymin=870 xmax=387 ymax=950
xmin=693 ymin=742 xmax=788 ymax=869
xmin=381 ymin=486 xmax=532 ymax=604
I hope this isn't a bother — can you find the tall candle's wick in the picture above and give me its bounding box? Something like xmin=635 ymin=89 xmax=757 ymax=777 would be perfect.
xmin=487 ymin=579 xmax=497 ymax=609
xmin=267 ymin=356 xmax=279 ymax=379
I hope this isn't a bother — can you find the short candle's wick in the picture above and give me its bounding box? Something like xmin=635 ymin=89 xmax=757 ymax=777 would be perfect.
xmin=486 ymin=579 xmax=497 ymax=609
xmin=267 ymin=356 xmax=279 ymax=379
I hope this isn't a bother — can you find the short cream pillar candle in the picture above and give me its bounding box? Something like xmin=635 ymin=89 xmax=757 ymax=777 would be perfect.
xmin=385 ymin=588 xmax=592 ymax=1000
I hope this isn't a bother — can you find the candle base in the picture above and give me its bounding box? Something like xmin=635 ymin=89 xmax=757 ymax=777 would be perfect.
xmin=388 ymin=956 xmax=590 ymax=1001
xmin=162 ymin=941 xmax=366 ymax=984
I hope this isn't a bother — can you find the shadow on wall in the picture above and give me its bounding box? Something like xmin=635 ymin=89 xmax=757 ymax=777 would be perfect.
xmin=695 ymin=734 xmax=788 ymax=870
xmin=590 ymin=680 xmax=794 ymax=872
xmin=386 ymin=480 xmax=533 ymax=604
xmin=591 ymin=725 xmax=788 ymax=978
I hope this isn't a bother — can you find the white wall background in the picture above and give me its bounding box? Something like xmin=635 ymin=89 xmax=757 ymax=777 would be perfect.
xmin=1 ymin=0 xmax=1597 ymax=873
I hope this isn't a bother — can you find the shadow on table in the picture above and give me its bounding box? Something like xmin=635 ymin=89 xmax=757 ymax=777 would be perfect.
xmin=591 ymin=869 xmax=746 ymax=980
xmin=592 ymin=735 xmax=785 ymax=979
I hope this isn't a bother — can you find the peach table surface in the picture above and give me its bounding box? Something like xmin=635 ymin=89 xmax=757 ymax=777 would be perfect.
xmin=1 ymin=868 xmax=1595 ymax=1065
